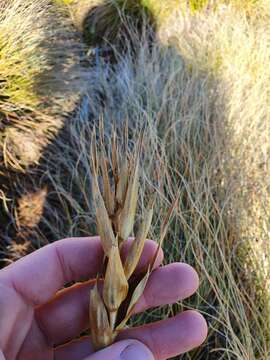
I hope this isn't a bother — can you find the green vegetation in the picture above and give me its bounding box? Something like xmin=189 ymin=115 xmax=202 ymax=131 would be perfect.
xmin=190 ymin=0 xmax=209 ymax=11
xmin=54 ymin=0 xmax=74 ymax=4
xmin=0 ymin=0 xmax=87 ymax=169
xmin=0 ymin=0 xmax=85 ymax=110
xmin=0 ymin=0 xmax=49 ymax=107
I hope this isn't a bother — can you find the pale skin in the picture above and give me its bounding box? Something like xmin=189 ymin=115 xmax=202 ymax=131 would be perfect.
xmin=0 ymin=237 xmax=208 ymax=360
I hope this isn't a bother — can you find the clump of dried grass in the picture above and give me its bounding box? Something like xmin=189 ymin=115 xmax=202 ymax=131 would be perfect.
xmin=56 ymin=0 xmax=185 ymax=49
xmin=0 ymin=0 xmax=90 ymax=242
xmin=0 ymin=0 xmax=88 ymax=170
xmin=0 ymin=0 xmax=85 ymax=110
xmin=0 ymin=0 xmax=89 ymax=250
xmin=58 ymin=0 xmax=265 ymax=48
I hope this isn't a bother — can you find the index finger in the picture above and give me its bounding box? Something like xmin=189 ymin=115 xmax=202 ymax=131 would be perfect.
xmin=0 ymin=237 xmax=163 ymax=306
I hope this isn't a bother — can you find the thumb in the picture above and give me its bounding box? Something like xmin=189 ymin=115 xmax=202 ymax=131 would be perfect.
xmin=84 ymin=340 xmax=155 ymax=360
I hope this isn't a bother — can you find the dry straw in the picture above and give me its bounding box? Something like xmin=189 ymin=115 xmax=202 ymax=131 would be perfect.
xmin=89 ymin=124 xmax=177 ymax=350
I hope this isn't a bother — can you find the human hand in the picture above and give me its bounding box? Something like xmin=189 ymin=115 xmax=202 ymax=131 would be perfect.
xmin=0 ymin=237 xmax=207 ymax=360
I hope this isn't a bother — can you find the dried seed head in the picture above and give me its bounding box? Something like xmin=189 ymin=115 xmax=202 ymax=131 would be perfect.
xmin=116 ymin=156 xmax=129 ymax=206
xmin=89 ymin=126 xmax=177 ymax=349
xmin=103 ymin=243 xmax=129 ymax=313
xmin=99 ymin=121 xmax=115 ymax=216
xmin=89 ymin=282 xmax=116 ymax=350
xmin=91 ymin=136 xmax=116 ymax=255
xmin=91 ymin=173 xmax=116 ymax=256
xmin=100 ymin=149 xmax=115 ymax=216
xmin=124 ymin=195 xmax=155 ymax=279
xmin=112 ymin=130 xmax=119 ymax=181
xmin=118 ymin=155 xmax=140 ymax=243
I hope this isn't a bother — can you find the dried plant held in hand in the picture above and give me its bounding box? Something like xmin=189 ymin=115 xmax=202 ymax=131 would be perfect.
xmin=89 ymin=126 xmax=178 ymax=350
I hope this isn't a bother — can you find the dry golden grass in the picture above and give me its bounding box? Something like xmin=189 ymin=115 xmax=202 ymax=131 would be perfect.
xmin=0 ymin=0 xmax=85 ymax=110
xmin=0 ymin=1 xmax=269 ymax=359
xmin=0 ymin=0 xmax=89 ymax=171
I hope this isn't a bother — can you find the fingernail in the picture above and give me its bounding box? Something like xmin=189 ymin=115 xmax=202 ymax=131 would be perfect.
xmin=120 ymin=342 xmax=154 ymax=360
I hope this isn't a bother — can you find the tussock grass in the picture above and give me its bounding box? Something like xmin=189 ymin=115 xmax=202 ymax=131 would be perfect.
xmin=0 ymin=0 xmax=88 ymax=243
xmin=0 ymin=0 xmax=88 ymax=169
xmin=0 ymin=0 xmax=85 ymax=110
xmin=0 ymin=1 xmax=269 ymax=359
xmin=56 ymin=0 xmax=267 ymax=42
xmin=0 ymin=0 xmax=45 ymax=107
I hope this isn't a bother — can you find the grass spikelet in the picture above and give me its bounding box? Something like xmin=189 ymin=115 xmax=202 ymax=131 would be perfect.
xmin=91 ymin=139 xmax=116 ymax=256
xmin=117 ymin=151 xmax=140 ymax=243
xmin=103 ymin=242 xmax=129 ymax=327
xmin=89 ymin=127 xmax=176 ymax=350
xmin=89 ymin=282 xmax=116 ymax=349
xmin=100 ymin=150 xmax=115 ymax=216
xmin=124 ymin=195 xmax=155 ymax=279
xmin=116 ymin=156 xmax=129 ymax=207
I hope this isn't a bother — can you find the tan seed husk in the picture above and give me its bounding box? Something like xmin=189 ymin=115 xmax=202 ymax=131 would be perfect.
xmin=111 ymin=130 xmax=119 ymax=181
xmin=116 ymin=156 xmax=129 ymax=206
xmin=91 ymin=168 xmax=116 ymax=256
xmin=99 ymin=121 xmax=115 ymax=216
xmin=118 ymin=154 xmax=139 ymax=243
xmin=124 ymin=195 xmax=155 ymax=279
xmin=89 ymin=282 xmax=115 ymax=350
xmin=100 ymin=149 xmax=115 ymax=216
xmin=103 ymin=243 xmax=129 ymax=314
